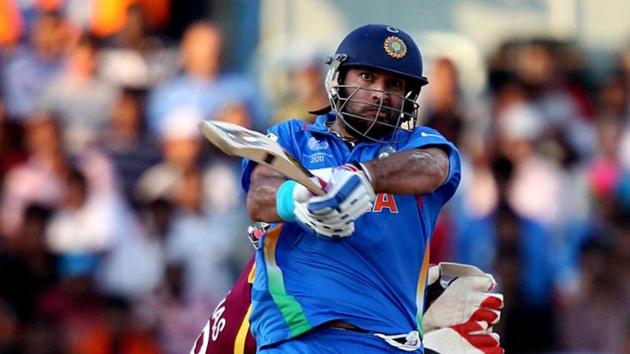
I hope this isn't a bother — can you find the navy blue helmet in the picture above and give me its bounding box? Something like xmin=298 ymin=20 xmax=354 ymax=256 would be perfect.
xmin=324 ymin=24 xmax=428 ymax=143
xmin=333 ymin=24 xmax=428 ymax=87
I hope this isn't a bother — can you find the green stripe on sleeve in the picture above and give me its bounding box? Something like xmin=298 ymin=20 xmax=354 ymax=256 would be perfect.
xmin=263 ymin=226 xmax=312 ymax=337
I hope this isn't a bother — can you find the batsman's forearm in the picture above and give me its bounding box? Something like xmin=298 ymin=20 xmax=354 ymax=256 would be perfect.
xmin=363 ymin=148 xmax=449 ymax=195
xmin=246 ymin=176 xmax=285 ymax=222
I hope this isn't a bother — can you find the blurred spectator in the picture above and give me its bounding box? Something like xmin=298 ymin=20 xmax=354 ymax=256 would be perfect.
xmin=560 ymin=236 xmax=630 ymax=353
xmin=588 ymin=117 xmax=626 ymax=215
xmin=617 ymin=43 xmax=630 ymax=99
xmin=135 ymin=106 xmax=242 ymax=213
xmin=155 ymin=263 xmax=209 ymax=354
xmin=0 ymin=0 xmax=23 ymax=47
xmin=273 ymin=48 xmax=328 ymax=123
xmin=596 ymin=76 xmax=627 ymax=122
xmin=623 ymin=320 xmax=630 ymax=354
xmin=104 ymin=3 xmax=154 ymax=49
xmin=426 ymin=58 xmax=495 ymax=262
xmin=514 ymin=41 xmax=595 ymax=159
xmin=0 ymin=97 xmax=27 ymax=179
xmin=0 ymin=204 xmax=57 ymax=321
xmin=36 ymin=264 xmax=157 ymax=354
xmin=99 ymin=87 xmax=161 ymax=204
xmin=129 ymin=198 xmax=174 ymax=325
xmin=164 ymin=168 xmax=242 ymax=298
xmin=615 ymin=216 xmax=630 ymax=299
xmin=46 ymin=169 xmax=111 ymax=254
xmin=90 ymin=0 xmax=169 ymax=38
xmin=147 ymin=21 xmax=267 ymax=134
xmin=19 ymin=318 xmax=65 ymax=354
xmin=0 ymin=114 xmax=68 ymax=238
xmin=135 ymin=107 xmax=246 ymax=305
xmin=68 ymin=296 xmax=160 ymax=354
xmin=36 ymin=34 xmax=117 ymax=154
xmin=495 ymin=100 xmax=591 ymax=298
xmin=46 ymin=270 xmax=106 ymax=353
xmin=95 ymin=198 xmax=174 ymax=300
xmin=1 ymin=10 xmax=67 ymax=121
xmin=0 ymin=299 xmax=19 ymax=354
xmin=99 ymin=3 xmax=179 ymax=88
xmin=494 ymin=205 xmax=556 ymax=353
xmin=612 ymin=47 xmax=630 ymax=173
xmin=0 ymin=202 xmax=61 ymax=354
xmin=452 ymin=128 xmax=498 ymax=221
xmin=95 ymin=201 xmax=165 ymax=299
xmin=45 ymin=155 xmax=136 ymax=278
xmin=495 ymin=101 xmax=566 ymax=227
xmin=453 ymin=155 xmax=556 ymax=352
xmin=421 ymin=57 xmax=465 ymax=142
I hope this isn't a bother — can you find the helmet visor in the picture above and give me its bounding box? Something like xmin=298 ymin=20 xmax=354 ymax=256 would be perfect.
xmin=332 ymin=84 xmax=420 ymax=143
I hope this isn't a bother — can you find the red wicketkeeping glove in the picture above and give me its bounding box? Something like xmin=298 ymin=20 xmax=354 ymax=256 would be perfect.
xmin=422 ymin=262 xmax=504 ymax=354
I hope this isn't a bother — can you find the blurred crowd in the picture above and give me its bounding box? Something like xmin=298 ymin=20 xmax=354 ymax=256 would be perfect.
xmin=0 ymin=3 xmax=261 ymax=354
xmin=426 ymin=40 xmax=630 ymax=353
xmin=1 ymin=2 xmax=630 ymax=354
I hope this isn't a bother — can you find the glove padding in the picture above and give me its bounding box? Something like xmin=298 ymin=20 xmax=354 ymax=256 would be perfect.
xmin=423 ymin=262 xmax=503 ymax=331
xmin=276 ymin=179 xmax=354 ymax=238
xmin=294 ymin=198 xmax=355 ymax=238
xmin=422 ymin=262 xmax=504 ymax=354
xmin=424 ymin=321 xmax=503 ymax=354
xmin=306 ymin=163 xmax=375 ymax=236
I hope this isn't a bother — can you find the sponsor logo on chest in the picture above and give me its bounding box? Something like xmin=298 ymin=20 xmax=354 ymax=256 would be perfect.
xmin=305 ymin=137 xmax=333 ymax=164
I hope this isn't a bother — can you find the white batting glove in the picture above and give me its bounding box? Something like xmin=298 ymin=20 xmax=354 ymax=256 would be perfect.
xmin=422 ymin=262 xmax=504 ymax=354
xmin=276 ymin=179 xmax=354 ymax=237
xmin=294 ymin=199 xmax=355 ymax=238
xmin=306 ymin=163 xmax=375 ymax=235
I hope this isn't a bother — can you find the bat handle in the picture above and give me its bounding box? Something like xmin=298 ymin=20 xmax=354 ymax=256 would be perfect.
xmin=307 ymin=176 xmax=327 ymax=196
xmin=316 ymin=176 xmax=328 ymax=190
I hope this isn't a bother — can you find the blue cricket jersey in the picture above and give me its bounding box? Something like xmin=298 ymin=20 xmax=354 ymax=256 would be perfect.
xmin=242 ymin=113 xmax=461 ymax=349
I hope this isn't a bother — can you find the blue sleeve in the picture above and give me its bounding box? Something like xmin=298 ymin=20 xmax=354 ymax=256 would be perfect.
xmin=401 ymin=127 xmax=462 ymax=205
xmin=240 ymin=120 xmax=303 ymax=192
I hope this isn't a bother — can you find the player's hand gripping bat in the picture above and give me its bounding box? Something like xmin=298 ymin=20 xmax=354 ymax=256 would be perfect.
xmin=199 ymin=120 xmax=325 ymax=196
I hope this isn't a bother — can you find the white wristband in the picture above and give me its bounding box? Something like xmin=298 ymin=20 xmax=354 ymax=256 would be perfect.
xmin=351 ymin=161 xmax=373 ymax=184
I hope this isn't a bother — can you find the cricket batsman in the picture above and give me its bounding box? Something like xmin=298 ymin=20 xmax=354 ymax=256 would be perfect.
xmin=193 ymin=23 xmax=504 ymax=353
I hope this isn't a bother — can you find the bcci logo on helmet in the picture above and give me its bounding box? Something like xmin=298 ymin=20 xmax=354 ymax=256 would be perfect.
xmin=383 ymin=36 xmax=407 ymax=59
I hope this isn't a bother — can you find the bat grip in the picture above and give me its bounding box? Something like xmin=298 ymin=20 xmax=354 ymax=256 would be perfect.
xmin=303 ymin=177 xmax=326 ymax=196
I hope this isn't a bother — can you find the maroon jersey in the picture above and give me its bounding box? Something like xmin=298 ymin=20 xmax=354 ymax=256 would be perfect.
xmin=191 ymin=256 xmax=256 ymax=354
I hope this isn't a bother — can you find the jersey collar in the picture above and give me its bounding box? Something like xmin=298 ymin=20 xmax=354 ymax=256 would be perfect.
xmin=309 ymin=112 xmax=337 ymax=134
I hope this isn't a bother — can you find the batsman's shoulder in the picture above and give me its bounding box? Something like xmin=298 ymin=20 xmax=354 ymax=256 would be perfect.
xmin=406 ymin=126 xmax=458 ymax=151
xmin=413 ymin=126 xmax=448 ymax=140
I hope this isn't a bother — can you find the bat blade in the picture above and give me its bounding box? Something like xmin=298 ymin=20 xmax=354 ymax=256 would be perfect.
xmin=199 ymin=120 xmax=325 ymax=195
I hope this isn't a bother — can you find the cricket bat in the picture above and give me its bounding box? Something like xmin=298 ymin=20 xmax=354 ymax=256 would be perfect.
xmin=199 ymin=120 xmax=325 ymax=196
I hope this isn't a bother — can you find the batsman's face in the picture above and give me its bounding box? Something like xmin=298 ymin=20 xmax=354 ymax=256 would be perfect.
xmin=340 ymin=68 xmax=407 ymax=138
